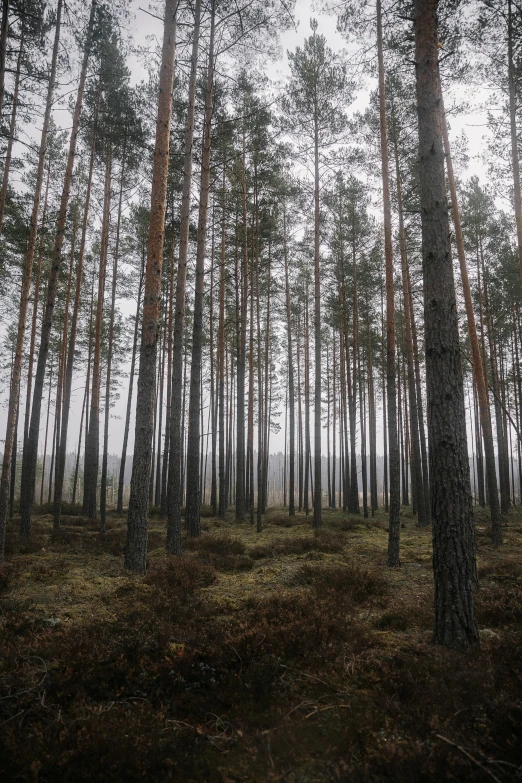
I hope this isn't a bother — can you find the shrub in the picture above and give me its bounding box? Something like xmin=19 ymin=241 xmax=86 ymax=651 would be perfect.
xmin=145 ymin=555 xmax=217 ymax=596
xmin=184 ymin=533 xmax=246 ymax=556
xmin=292 ymin=563 xmax=386 ymax=604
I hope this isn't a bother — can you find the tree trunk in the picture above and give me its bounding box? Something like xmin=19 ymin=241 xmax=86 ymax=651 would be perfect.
xmin=283 ymin=202 xmax=295 ymax=515
xmin=391 ymin=108 xmax=428 ymax=526
xmin=165 ymin=0 xmax=201 ymax=553
xmin=125 ymin=0 xmax=177 ymax=571
xmin=236 ymin=130 xmax=248 ymax=521
xmin=0 ymin=0 xmax=10 ymax=123
xmin=377 ymin=0 xmax=400 ymax=566
xmin=83 ymin=149 xmax=112 ymax=519
xmin=183 ymin=2 xmax=215 ymax=540
xmin=218 ymin=171 xmax=226 ymax=519
xmin=313 ymin=113 xmax=322 ymax=527
xmin=0 ymin=24 xmax=23 ymax=233
xmin=100 ymin=148 xmax=125 ymax=531
xmin=508 ymin=0 xmax=522 ymax=284
xmin=117 ymin=254 xmax=144 ymax=513
xmin=414 ymin=0 xmax=478 ymax=648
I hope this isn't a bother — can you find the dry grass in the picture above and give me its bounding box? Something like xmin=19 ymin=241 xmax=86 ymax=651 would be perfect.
xmin=1 ymin=505 xmax=522 ymax=781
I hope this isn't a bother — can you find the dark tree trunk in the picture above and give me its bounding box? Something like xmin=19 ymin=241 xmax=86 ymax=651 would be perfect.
xmin=184 ymin=3 xmax=215 ymax=540
xmin=166 ymin=0 xmax=201 ymax=553
xmin=377 ymin=0 xmax=400 ymax=565
xmin=414 ymin=0 xmax=478 ymax=648
xmin=83 ymin=150 xmax=112 ymax=520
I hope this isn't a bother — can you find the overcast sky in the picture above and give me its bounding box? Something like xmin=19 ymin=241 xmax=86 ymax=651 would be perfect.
xmin=1 ymin=0 xmax=490 ymax=461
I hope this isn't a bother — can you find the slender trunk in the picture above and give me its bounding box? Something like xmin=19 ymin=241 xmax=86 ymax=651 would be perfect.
xmin=184 ymin=3 xmax=215 ymax=540
xmin=0 ymin=24 xmax=23 ymax=232
xmin=52 ymin=205 xmax=77 ymax=524
xmin=377 ymin=0 xmax=400 ymax=565
xmin=313 ymin=110 xmax=322 ymax=527
xmin=218 ymin=173 xmax=226 ymax=518
xmin=236 ymin=130 xmax=248 ymax=521
xmin=72 ymin=374 xmax=88 ymax=505
xmin=0 ymin=0 xmax=10 ymax=122
xmin=392 ymin=107 xmax=428 ymax=526
xmin=40 ymin=358 xmax=54 ymax=506
xmin=125 ymin=0 xmax=177 ymax=572
xmin=166 ymin=0 xmax=201 ymax=552
xmin=414 ymin=0 xmax=478 ymax=648
xmin=117 ymin=257 xmax=145 ymax=513
xmin=100 ymin=148 xmax=125 ymax=530
xmin=83 ymin=149 xmax=111 ymax=519
xmin=304 ymin=296 xmax=310 ymax=515
xmin=154 ymin=321 xmax=166 ymax=507
xmin=508 ymin=0 xmax=522 ymax=284
xmin=283 ymin=203 xmax=295 ymax=515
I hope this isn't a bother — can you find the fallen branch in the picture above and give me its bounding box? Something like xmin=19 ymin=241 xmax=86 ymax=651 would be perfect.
xmin=436 ymin=734 xmax=502 ymax=783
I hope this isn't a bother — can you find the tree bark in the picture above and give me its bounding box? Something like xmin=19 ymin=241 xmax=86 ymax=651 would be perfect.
xmin=377 ymin=0 xmax=400 ymax=566
xmin=165 ymin=0 xmax=201 ymax=553
xmin=83 ymin=149 xmax=112 ymax=519
xmin=125 ymin=0 xmax=177 ymax=572
xmin=313 ymin=109 xmax=322 ymax=527
xmin=0 ymin=0 xmax=9 ymax=123
xmin=414 ymin=0 xmax=478 ymax=648
xmin=0 ymin=23 xmax=23 ymax=233
xmin=183 ymin=1 xmax=215 ymax=540
xmin=508 ymin=0 xmax=522 ymax=284
xmin=100 ymin=146 xmax=126 ymax=531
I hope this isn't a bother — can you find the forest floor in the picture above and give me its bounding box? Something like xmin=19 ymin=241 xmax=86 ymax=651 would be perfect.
xmin=1 ymin=504 xmax=521 ymax=782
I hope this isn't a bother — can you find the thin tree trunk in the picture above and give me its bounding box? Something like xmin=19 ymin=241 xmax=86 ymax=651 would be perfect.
xmin=52 ymin=205 xmax=77 ymax=524
xmin=218 ymin=172 xmax=226 ymax=519
xmin=392 ymin=109 xmax=428 ymax=526
xmin=0 ymin=24 xmax=23 ymax=232
xmin=166 ymin=0 xmax=201 ymax=553
xmin=377 ymin=0 xmax=400 ymax=566
xmin=184 ymin=2 xmax=215 ymax=540
xmin=83 ymin=149 xmax=112 ymax=519
xmin=508 ymin=0 xmax=522 ymax=284
xmin=313 ymin=108 xmax=322 ymax=527
xmin=100 ymin=147 xmax=125 ymax=531
xmin=40 ymin=358 xmax=54 ymax=506
xmin=125 ymin=0 xmax=177 ymax=572
xmin=117 ymin=254 xmax=145 ymax=513
xmin=0 ymin=0 xmax=10 ymax=123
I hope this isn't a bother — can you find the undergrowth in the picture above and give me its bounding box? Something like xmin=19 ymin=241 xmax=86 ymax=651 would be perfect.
xmin=0 ymin=507 xmax=521 ymax=781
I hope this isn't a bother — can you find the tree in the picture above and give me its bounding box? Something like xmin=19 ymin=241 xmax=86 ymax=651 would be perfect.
xmin=124 ymin=0 xmax=177 ymax=573
xmin=283 ymin=19 xmax=349 ymax=528
xmin=414 ymin=0 xmax=479 ymax=648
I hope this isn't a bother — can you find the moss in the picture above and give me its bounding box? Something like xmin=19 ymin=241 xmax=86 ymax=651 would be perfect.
xmin=1 ymin=507 xmax=521 ymax=781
